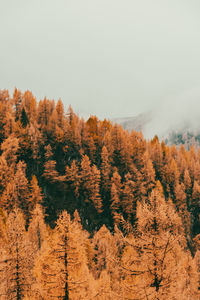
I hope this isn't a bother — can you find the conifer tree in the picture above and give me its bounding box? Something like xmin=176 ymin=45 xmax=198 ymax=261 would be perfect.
xmin=28 ymin=204 xmax=48 ymax=252
xmin=80 ymin=155 xmax=103 ymax=215
xmin=110 ymin=183 xmax=121 ymax=226
xmin=100 ymin=146 xmax=112 ymax=225
xmin=34 ymin=211 xmax=93 ymax=299
xmin=12 ymin=88 xmax=22 ymax=121
xmin=91 ymin=225 xmax=122 ymax=298
xmin=122 ymin=172 xmax=137 ymax=223
xmin=65 ymin=105 xmax=81 ymax=155
xmin=37 ymin=97 xmax=55 ymax=129
xmin=1 ymin=181 xmax=16 ymax=211
xmin=121 ymin=181 xmax=198 ymax=299
xmin=174 ymin=182 xmax=191 ymax=241
xmin=100 ymin=146 xmax=111 ymax=193
xmin=140 ymin=150 xmax=156 ymax=200
xmin=164 ymin=158 xmax=180 ymax=198
xmin=150 ymin=136 xmax=163 ymax=181
xmin=1 ymin=161 xmax=30 ymax=215
xmin=4 ymin=109 xmax=15 ymax=138
xmin=20 ymin=107 xmax=29 ymax=128
xmin=191 ymin=181 xmax=200 ymax=236
xmin=43 ymin=144 xmax=59 ymax=182
xmin=1 ymin=136 xmax=19 ymax=167
xmin=29 ymin=175 xmax=43 ymax=211
xmin=27 ymin=204 xmax=49 ymax=299
xmin=27 ymin=123 xmax=42 ymax=168
xmin=14 ymin=161 xmax=30 ymax=216
xmin=1 ymin=209 xmax=33 ymax=300
xmin=22 ymin=90 xmax=37 ymax=122
xmin=184 ymin=169 xmax=192 ymax=206
xmin=65 ymin=160 xmax=80 ymax=198
xmin=55 ymin=99 xmax=64 ymax=128
xmin=110 ymin=170 xmax=122 ymax=226
xmin=90 ymin=165 xmax=103 ymax=214
xmin=0 ymin=156 xmax=9 ymax=195
xmin=91 ymin=225 xmax=114 ymax=279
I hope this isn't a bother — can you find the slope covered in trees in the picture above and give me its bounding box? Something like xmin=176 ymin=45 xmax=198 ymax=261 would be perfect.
xmin=0 ymin=89 xmax=200 ymax=299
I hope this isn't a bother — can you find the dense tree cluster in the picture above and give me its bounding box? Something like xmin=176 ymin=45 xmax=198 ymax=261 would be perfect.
xmin=0 ymin=89 xmax=200 ymax=299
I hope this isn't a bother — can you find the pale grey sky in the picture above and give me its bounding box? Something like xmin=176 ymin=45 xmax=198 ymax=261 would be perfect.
xmin=1 ymin=0 xmax=200 ymax=120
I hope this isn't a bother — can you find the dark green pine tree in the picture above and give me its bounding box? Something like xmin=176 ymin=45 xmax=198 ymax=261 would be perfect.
xmin=20 ymin=107 xmax=29 ymax=128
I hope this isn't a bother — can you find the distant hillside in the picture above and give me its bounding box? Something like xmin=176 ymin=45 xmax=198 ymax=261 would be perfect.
xmin=165 ymin=130 xmax=200 ymax=149
xmin=113 ymin=112 xmax=153 ymax=132
xmin=114 ymin=113 xmax=200 ymax=149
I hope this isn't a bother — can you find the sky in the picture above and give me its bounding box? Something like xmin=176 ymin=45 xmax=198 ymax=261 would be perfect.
xmin=1 ymin=0 xmax=200 ymax=122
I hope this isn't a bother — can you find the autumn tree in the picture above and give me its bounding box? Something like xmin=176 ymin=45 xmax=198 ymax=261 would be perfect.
xmin=191 ymin=181 xmax=200 ymax=236
xmin=149 ymin=135 xmax=164 ymax=181
xmin=22 ymin=90 xmax=37 ymax=122
xmin=38 ymin=97 xmax=55 ymax=129
xmin=34 ymin=211 xmax=94 ymax=299
xmin=1 ymin=161 xmax=30 ymax=215
xmin=100 ymin=146 xmax=111 ymax=194
xmin=174 ymin=182 xmax=192 ymax=248
xmin=140 ymin=150 xmax=156 ymax=200
xmin=0 ymin=156 xmax=10 ymax=196
xmin=43 ymin=144 xmax=59 ymax=182
xmin=0 ymin=209 xmax=33 ymax=300
xmin=164 ymin=158 xmax=180 ymax=199
xmin=29 ymin=175 xmax=43 ymax=211
xmin=79 ymin=155 xmax=103 ymax=225
xmin=20 ymin=107 xmax=29 ymax=128
xmin=1 ymin=135 xmax=19 ymax=167
xmin=110 ymin=169 xmax=122 ymax=226
xmin=121 ymin=181 xmax=199 ymax=299
xmin=65 ymin=160 xmax=80 ymax=198
xmin=184 ymin=169 xmax=192 ymax=207
xmin=28 ymin=204 xmax=48 ymax=252
xmin=122 ymin=172 xmax=137 ymax=223
xmin=64 ymin=105 xmax=81 ymax=161
xmin=12 ymin=88 xmax=22 ymax=121
xmin=90 ymin=225 xmax=123 ymax=298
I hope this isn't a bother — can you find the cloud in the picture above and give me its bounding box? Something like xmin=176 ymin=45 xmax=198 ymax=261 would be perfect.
xmin=143 ymin=87 xmax=200 ymax=139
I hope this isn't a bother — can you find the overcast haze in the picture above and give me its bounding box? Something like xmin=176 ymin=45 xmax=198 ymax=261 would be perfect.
xmin=1 ymin=0 xmax=200 ymax=124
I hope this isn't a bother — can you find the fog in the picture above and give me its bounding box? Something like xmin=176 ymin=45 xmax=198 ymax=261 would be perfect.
xmin=143 ymin=88 xmax=200 ymax=139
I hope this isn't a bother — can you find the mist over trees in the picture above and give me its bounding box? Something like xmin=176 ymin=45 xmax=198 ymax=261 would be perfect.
xmin=0 ymin=88 xmax=200 ymax=299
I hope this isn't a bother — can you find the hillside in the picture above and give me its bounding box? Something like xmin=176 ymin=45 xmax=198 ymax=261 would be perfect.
xmin=0 ymin=89 xmax=199 ymax=299
xmin=113 ymin=112 xmax=153 ymax=133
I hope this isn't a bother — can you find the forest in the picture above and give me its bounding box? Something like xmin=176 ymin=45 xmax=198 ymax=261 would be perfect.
xmin=0 ymin=88 xmax=200 ymax=299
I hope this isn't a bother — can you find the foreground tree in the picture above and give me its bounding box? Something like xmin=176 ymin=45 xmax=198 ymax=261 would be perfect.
xmin=34 ymin=211 xmax=94 ymax=299
xmin=121 ymin=181 xmax=199 ymax=299
xmin=0 ymin=209 xmax=33 ymax=299
xmin=90 ymin=225 xmax=123 ymax=298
